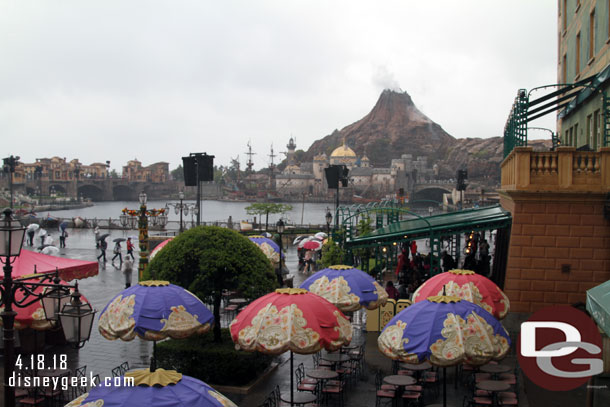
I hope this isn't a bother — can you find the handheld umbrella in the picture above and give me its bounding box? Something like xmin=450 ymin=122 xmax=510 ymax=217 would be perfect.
xmin=248 ymin=235 xmax=284 ymax=264
xmin=300 ymin=265 xmax=388 ymax=312
xmin=412 ymin=269 xmax=510 ymax=319
xmin=377 ymin=295 xmax=510 ymax=407
xmin=65 ymin=368 xmax=237 ymax=407
xmin=98 ymin=281 xmax=214 ymax=370
xmin=230 ymin=288 xmax=352 ymax=405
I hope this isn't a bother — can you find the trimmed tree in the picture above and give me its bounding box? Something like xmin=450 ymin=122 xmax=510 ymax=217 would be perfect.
xmin=145 ymin=226 xmax=278 ymax=342
xmin=245 ymin=202 xmax=293 ymax=230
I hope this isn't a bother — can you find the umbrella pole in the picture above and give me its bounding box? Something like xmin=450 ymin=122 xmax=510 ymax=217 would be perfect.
xmin=150 ymin=340 xmax=157 ymax=372
xmin=290 ymin=350 xmax=294 ymax=405
xmin=443 ymin=367 xmax=447 ymax=407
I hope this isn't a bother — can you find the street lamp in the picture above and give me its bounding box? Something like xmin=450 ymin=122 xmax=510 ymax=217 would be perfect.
xmin=0 ymin=208 xmax=95 ymax=407
xmin=166 ymin=191 xmax=197 ymax=233
xmin=2 ymin=156 xmax=20 ymax=209
xmin=138 ymin=192 xmax=148 ymax=281
xmin=325 ymin=210 xmax=332 ymax=234
xmin=276 ymin=219 xmax=285 ymax=287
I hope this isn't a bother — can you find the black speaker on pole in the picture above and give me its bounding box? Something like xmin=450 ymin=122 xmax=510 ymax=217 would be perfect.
xmin=325 ymin=166 xmax=340 ymax=189
xmin=182 ymin=153 xmax=215 ymax=186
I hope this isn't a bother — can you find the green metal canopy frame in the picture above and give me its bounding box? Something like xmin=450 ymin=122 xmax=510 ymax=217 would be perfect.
xmin=342 ymin=205 xmax=512 ymax=288
xmin=504 ymin=67 xmax=610 ymax=158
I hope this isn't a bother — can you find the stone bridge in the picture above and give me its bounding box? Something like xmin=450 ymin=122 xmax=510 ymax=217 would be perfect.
xmin=15 ymin=178 xmax=181 ymax=201
xmin=411 ymin=180 xmax=454 ymax=201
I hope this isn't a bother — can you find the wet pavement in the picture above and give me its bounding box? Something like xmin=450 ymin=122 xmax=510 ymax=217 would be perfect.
xmin=2 ymin=227 xmax=609 ymax=406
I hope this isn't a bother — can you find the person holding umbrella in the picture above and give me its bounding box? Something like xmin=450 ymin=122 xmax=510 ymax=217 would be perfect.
xmin=97 ymin=236 xmax=108 ymax=263
xmin=112 ymin=239 xmax=123 ymax=267
xmin=59 ymin=221 xmax=68 ymax=248
xmin=126 ymin=237 xmax=135 ymax=260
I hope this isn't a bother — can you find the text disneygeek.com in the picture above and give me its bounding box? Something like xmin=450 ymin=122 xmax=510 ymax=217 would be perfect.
xmin=9 ymin=372 xmax=135 ymax=391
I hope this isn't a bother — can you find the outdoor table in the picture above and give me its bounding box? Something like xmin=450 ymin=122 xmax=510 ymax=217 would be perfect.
xmin=382 ymin=375 xmax=416 ymax=387
xmin=479 ymin=364 xmax=511 ymax=377
xmin=280 ymin=391 xmax=317 ymax=406
xmin=229 ymin=298 xmax=248 ymax=304
xmin=306 ymin=369 xmax=339 ymax=401
xmin=399 ymin=361 xmax=431 ymax=380
xmin=306 ymin=369 xmax=339 ymax=380
xmin=476 ymin=380 xmax=510 ymax=406
xmin=321 ymin=353 xmax=351 ymax=371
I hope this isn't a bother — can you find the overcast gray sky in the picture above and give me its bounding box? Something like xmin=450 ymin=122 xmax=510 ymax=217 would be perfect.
xmin=1 ymin=0 xmax=557 ymax=172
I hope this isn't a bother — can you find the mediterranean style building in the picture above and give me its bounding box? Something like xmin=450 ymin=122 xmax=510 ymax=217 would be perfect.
xmin=499 ymin=0 xmax=610 ymax=314
xmin=273 ymin=137 xmax=434 ymax=198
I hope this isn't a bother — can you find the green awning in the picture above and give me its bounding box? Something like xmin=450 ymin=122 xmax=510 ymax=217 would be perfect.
xmin=587 ymin=280 xmax=610 ymax=337
xmin=346 ymin=205 xmax=512 ymax=248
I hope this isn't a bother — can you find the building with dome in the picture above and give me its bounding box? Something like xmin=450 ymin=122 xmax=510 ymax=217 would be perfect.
xmin=273 ymin=137 xmax=435 ymax=200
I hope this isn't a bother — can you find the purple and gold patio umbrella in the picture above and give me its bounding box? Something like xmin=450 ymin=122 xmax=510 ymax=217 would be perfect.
xmin=98 ymin=281 xmax=214 ymax=369
xmin=299 ymin=265 xmax=389 ymax=312
xmin=248 ymin=235 xmax=284 ymax=264
xmin=378 ymin=295 xmax=510 ymax=407
xmin=65 ymin=368 xmax=237 ymax=407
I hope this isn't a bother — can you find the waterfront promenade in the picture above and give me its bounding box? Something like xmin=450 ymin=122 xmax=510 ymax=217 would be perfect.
xmin=1 ymin=228 xmax=608 ymax=406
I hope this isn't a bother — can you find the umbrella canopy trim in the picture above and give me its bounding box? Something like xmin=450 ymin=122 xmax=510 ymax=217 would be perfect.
xmin=125 ymin=368 xmax=182 ymax=386
xmin=140 ymin=280 xmax=170 ymax=287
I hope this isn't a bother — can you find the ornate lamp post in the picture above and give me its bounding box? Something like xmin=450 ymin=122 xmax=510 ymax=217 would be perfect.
xmin=276 ymin=218 xmax=285 ymax=287
xmin=0 ymin=208 xmax=95 ymax=407
xmin=138 ymin=192 xmax=148 ymax=281
xmin=325 ymin=209 xmax=332 ymax=234
xmin=165 ymin=191 xmax=197 ymax=233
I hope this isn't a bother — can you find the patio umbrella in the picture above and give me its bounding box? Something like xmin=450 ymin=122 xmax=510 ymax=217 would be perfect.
xmin=4 ymin=249 xmax=98 ymax=281
xmin=248 ymin=235 xmax=284 ymax=264
xmin=230 ymin=288 xmax=352 ymax=405
xmin=377 ymin=295 xmax=510 ymax=407
xmin=98 ymin=281 xmax=214 ymax=369
xmin=299 ymin=265 xmax=388 ymax=312
xmin=302 ymin=240 xmax=322 ymax=251
xmin=412 ymin=269 xmax=510 ymax=319
xmin=149 ymin=237 xmax=174 ymax=260
xmin=65 ymin=368 xmax=237 ymax=407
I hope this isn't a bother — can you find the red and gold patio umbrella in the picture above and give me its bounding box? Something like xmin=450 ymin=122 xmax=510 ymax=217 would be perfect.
xmin=412 ymin=269 xmax=510 ymax=319
xmin=230 ymin=288 xmax=352 ymax=404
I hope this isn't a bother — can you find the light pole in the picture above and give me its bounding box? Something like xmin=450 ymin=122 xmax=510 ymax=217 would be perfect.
xmin=138 ymin=192 xmax=148 ymax=281
xmin=325 ymin=209 xmax=332 ymax=234
xmin=165 ymin=191 xmax=197 ymax=233
xmin=276 ymin=219 xmax=285 ymax=288
xmin=0 ymin=208 xmax=95 ymax=407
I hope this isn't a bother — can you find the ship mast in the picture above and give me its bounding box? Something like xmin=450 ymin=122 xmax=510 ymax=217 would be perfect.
xmin=245 ymin=140 xmax=256 ymax=173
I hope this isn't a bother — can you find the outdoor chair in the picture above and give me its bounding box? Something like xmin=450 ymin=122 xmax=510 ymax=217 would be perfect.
xmin=462 ymin=395 xmax=493 ymax=407
xmin=297 ymin=363 xmax=320 ymax=387
xmin=400 ymin=389 xmax=422 ymax=407
xmin=120 ymin=361 xmax=130 ymax=374
xmin=348 ymin=345 xmax=365 ymax=378
xmin=111 ymin=366 xmax=122 ymax=378
xmin=90 ymin=374 xmax=101 ymax=390
xmin=295 ymin=364 xmax=317 ymax=394
xmin=18 ymin=386 xmax=45 ymax=407
xmin=374 ymin=371 xmax=396 ymax=407
xmin=272 ymin=385 xmax=292 ymax=407
xmin=321 ymin=374 xmax=345 ymax=407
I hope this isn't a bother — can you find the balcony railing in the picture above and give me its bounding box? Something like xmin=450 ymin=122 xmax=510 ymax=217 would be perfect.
xmin=501 ymin=146 xmax=610 ymax=192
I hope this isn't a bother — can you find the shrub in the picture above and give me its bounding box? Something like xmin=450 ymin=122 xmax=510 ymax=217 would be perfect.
xmin=156 ymin=328 xmax=273 ymax=386
xmin=145 ymin=226 xmax=278 ymax=342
